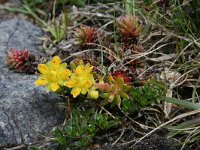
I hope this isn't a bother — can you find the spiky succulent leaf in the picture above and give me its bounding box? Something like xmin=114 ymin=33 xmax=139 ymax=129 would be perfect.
xmin=117 ymin=15 xmax=142 ymax=39
xmin=5 ymin=48 xmax=36 ymax=73
xmin=105 ymin=76 xmax=131 ymax=106
xmin=76 ymin=26 xmax=97 ymax=46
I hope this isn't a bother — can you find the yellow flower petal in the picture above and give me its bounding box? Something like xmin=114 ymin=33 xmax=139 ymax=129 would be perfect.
xmin=85 ymin=64 xmax=93 ymax=72
xmin=71 ymin=87 xmax=81 ymax=98
xmin=85 ymin=80 xmax=93 ymax=88
xmin=52 ymin=56 xmax=61 ymax=68
xmin=65 ymin=80 xmax=75 ymax=88
xmin=75 ymin=65 xmax=83 ymax=76
xmin=48 ymin=70 xmax=57 ymax=82
xmin=38 ymin=64 xmax=48 ymax=74
xmin=81 ymin=88 xmax=87 ymax=95
xmin=65 ymin=69 xmax=71 ymax=76
xmin=57 ymin=67 xmax=71 ymax=81
xmin=35 ymin=78 xmax=48 ymax=86
xmin=50 ymin=83 xmax=59 ymax=91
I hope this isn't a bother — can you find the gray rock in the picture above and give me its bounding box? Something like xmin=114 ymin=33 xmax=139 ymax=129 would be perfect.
xmin=0 ymin=19 xmax=64 ymax=145
xmin=0 ymin=19 xmax=43 ymax=59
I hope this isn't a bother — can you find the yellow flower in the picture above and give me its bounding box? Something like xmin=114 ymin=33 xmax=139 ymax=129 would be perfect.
xmin=65 ymin=63 xmax=95 ymax=98
xmin=35 ymin=56 xmax=71 ymax=92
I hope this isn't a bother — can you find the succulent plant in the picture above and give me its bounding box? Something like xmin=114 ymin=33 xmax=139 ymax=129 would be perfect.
xmin=117 ymin=15 xmax=142 ymax=44
xmin=96 ymin=76 xmax=131 ymax=107
xmin=76 ymin=25 xmax=98 ymax=47
xmin=5 ymin=48 xmax=36 ymax=73
xmin=107 ymin=76 xmax=132 ymax=107
xmin=112 ymin=70 xmax=132 ymax=85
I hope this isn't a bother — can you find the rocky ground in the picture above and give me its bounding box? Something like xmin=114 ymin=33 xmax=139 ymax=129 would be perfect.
xmin=0 ymin=1 xmax=190 ymax=150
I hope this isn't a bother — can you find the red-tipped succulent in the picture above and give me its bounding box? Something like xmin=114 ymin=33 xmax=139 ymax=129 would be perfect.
xmin=117 ymin=15 xmax=142 ymax=43
xmin=76 ymin=25 xmax=98 ymax=47
xmin=5 ymin=48 xmax=36 ymax=73
xmin=112 ymin=71 xmax=132 ymax=85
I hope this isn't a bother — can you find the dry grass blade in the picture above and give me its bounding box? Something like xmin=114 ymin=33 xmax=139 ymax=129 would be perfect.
xmin=124 ymin=109 xmax=200 ymax=148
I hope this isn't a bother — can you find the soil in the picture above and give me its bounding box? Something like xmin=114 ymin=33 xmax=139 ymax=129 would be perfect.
xmin=96 ymin=129 xmax=188 ymax=150
xmin=100 ymin=134 xmax=186 ymax=150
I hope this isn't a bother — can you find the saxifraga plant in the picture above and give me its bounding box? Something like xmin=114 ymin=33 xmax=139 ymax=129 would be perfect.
xmin=54 ymin=109 xmax=119 ymax=149
xmin=122 ymin=79 xmax=167 ymax=112
xmin=5 ymin=48 xmax=37 ymax=73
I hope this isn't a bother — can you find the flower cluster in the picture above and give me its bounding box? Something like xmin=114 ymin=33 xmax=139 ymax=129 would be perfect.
xmin=35 ymin=56 xmax=99 ymax=99
xmin=35 ymin=56 xmax=132 ymax=106
xmin=35 ymin=56 xmax=71 ymax=92
xmin=65 ymin=61 xmax=98 ymax=98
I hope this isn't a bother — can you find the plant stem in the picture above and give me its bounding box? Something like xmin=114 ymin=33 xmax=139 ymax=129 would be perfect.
xmin=125 ymin=0 xmax=135 ymax=16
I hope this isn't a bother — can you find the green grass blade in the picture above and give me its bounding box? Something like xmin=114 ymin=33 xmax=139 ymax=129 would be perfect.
xmin=125 ymin=0 xmax=135 ymax=16
xmin=165 ymin=97 xmax=200 ymax=110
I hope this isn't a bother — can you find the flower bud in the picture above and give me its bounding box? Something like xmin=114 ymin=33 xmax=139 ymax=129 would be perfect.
xmin=88 ymin=90 xmax=99 ymax=100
